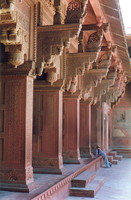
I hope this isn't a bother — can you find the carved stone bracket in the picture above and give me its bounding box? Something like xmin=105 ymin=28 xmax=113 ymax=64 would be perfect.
xmin=66 ymin=51 xmax=98 ymax=77
xmin=4 ymin=42 xmax=24 ymax=68
xmin=65 ymin=51 xmax=98 ymax=94
xmin=102 ymin=77 xmax=126 ymax=105
xmin=0 ymin=5 xmax=26 ymax=68
xmin=82 ymin=67 xmax=110 ymax=103
xmin=36 ymin=24 xmax=82 ymax=77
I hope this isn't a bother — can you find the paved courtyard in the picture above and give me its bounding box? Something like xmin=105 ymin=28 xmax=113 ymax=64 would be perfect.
xmin=0 ymin=158 xmax=131 ymax=200
xmin=65 ymin=158 xmax=131 ymax=200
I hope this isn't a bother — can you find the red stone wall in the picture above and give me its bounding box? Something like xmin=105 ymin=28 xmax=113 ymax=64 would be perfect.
xmin=111 ymin=84 xmax=131 ymax=157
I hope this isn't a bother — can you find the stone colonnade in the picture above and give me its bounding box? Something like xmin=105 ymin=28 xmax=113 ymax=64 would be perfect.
xmin=0 ymin=72 xmax=109 ymax=191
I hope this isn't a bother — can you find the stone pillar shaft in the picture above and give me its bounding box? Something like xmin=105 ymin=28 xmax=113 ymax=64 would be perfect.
xmin=63 ymin=93 xmax=80 ymax=163
xmin=0 ymin=75 xmax=34 ymax=192
xmin=33 ymin=80 xmax=64 ymax=174
xmin=91 ymin=104 xmax=98 ymax=150
xmin=80 ymin=100 xmax=92 ymax=157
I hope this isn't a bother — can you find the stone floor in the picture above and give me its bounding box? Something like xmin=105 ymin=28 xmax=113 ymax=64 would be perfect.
xmin=65 ymin=158 xmax=131 ymax=200
xmin=0 ymin=158 xmax=131 ymax=200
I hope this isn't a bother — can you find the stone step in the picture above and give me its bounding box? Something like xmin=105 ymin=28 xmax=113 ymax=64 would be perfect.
xmin=107 ymin=155 xmax=113 ymax=162
xmin=112 ymin=159 xmax=118 ymax=164
xmin=70 ymin=176 xmax=104 ymax=198
xmin=109 ymin=151 xmax=117 ymax=157
xmin=114 ymin=155 xmax=123 ymax=161
xmin=71 ymin=171 xmax=96 ymax=188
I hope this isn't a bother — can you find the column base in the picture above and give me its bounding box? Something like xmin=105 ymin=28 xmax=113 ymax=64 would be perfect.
xmin=33 ymin=156 xmax=64 ymax=174
xmin=80 ymin=147 xmax=95 ymax=158
xmin=80 ymin=153 xmax=95 ymax=158
xmin=63 ymin=151 xmax=81 ymax=164
xmin=63 ymin=158 xmax=81 ymax=164
xmin=0 ymin=182 xmax=37 ymax=192
xmin=33 ymin=167 xmax=65 ymax=174
xmin=0 ymin=166 xmax=34 ymax=192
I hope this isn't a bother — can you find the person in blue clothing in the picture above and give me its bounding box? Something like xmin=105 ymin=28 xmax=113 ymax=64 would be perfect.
xmin=96 ymin=145 xmax=112 ymax=168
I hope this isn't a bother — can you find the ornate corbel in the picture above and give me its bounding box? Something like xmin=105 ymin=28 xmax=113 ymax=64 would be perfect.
xmin=36 ymin=24 xmax=83 ymax=77
xmin=65 ymin=51 xmax=98 ymax=94
xmin=4 ymin=42 xmax=24 ymax=68
xmin=0 ymin=15 xmax=24 ymax=68
xmin=66 ymin=51 xmax=98 ymax=77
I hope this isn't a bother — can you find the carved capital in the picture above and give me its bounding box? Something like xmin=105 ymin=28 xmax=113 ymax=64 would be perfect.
xmin=64 ymin=90 xmax=82 ymax=99
xmin=34 ymin=79 xmax=65 ymax=91
xmin=1 ymin=61 xmax=36 ymax=78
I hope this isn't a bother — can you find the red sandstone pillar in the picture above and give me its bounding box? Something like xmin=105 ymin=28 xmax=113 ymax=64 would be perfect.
xmin=63 ymin=92 xmax=81 ymax=163
xmin=33 ymin=80 xmax=64 ymax=174
xmin=91 ymin=104 xmax=98 ymax=151
xmin=0 ymin=69 xmax=34 ymax=192
xmin=80 ymin=100 xmax=92 ymax=157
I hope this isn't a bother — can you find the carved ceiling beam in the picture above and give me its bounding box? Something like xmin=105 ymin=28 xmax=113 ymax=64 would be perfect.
xmin=82 ymin=23 xmax=109 ymax=32
xmin=82 ymin=69 xmax=105 ymax=102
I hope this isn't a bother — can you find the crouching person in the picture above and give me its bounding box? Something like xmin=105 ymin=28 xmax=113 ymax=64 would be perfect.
xmin=96 ymin=145 xmax=112 ymax=168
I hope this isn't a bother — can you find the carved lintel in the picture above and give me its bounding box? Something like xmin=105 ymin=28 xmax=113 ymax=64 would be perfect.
xmin=82 ymin=23 xmax=109 ymax=32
